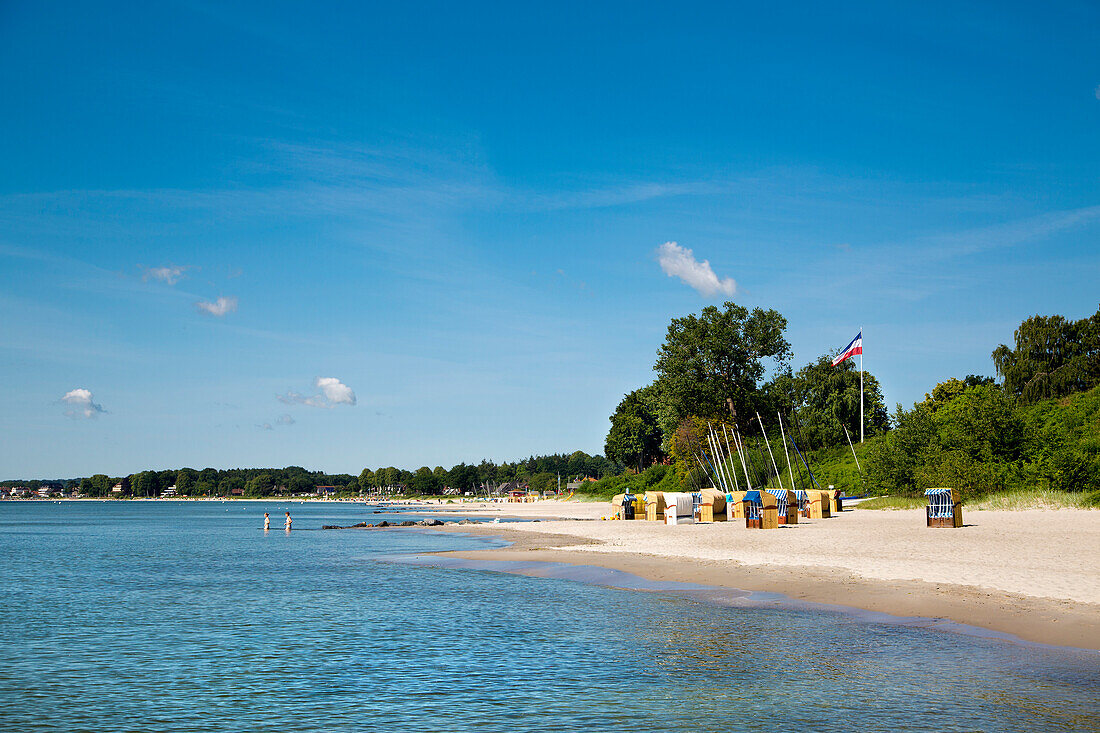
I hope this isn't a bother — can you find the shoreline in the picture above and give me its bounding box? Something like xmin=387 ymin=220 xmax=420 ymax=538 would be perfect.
xmin=420 ymin=502 xmax=1100 ymax=651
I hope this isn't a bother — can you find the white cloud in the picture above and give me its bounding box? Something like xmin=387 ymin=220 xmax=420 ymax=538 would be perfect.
xmin=196 ymin=296 xmax=238 ymax=317
xmin=656 ymin=241 xmax=737 ymax=297
xmin=315 ymin=377 xmax=356 ymax=406
xmin=259 ymin=422 xmax=274 ymax=431
xmin=61 ymin=388 xmax=105 ymax=419
xmin=141 ymin=264 xmax=188 ymax=285
xmin=276 ymin=413 xmax=295 ymax=425
xmin=277 ymin=377 xmax=356 ymax=408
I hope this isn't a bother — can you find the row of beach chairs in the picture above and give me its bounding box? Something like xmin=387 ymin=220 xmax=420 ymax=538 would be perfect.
xmin=610 ymin=488 xmax=844 ymax=529
xmin=611 ymin=487 xmax=963 ymax=529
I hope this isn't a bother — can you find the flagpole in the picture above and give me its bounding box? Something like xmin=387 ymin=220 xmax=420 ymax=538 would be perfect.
xmin=860 ymin=326 xmax=864 ymax=443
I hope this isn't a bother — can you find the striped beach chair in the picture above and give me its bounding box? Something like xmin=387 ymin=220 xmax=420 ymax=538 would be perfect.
xmin=925 ymin=487 xmax=962 ymax=528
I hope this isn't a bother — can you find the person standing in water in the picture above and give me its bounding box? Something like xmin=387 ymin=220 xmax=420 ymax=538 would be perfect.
xmin=284 ymin=511 xmax=292 ymax=531
xmin=263 ymin=513 xmax=270 ymax=531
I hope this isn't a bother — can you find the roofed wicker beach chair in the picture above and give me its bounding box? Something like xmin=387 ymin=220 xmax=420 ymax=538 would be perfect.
xmin=699 ymin=488 xmax=726 ymax=522
xmin=644 ymin=491 xmax=666 ymax=521
xmin=663 ymin=492 xmax=695 ymax=525
xmin=766 ymin=488 xmax=798 ymax=524
xmin=724 ymin=491 xmax=747 ymax=520
xmin=742 ymin=490 xmax=779 ymax=529
xmin=793 ymin=489 xmax=810 ymax=518
xmin=925 ymin=487 xmax=962 ymax=528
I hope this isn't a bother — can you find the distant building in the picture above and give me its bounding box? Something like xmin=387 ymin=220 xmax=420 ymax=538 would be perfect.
xmin=315 ymin=485 xmax=338 ymax=496
xmin=161 ymin=485 xmax=178 ymax=497
xmin=111 ymin=483 xmax=125 ymax=494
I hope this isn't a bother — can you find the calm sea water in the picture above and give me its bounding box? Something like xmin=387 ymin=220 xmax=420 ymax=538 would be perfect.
xmin=1 ymin=501 xmax=1096 ymax=732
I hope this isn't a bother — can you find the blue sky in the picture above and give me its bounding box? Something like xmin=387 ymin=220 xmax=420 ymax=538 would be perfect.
xmin=2 ymin=1 xmax=1098 ymax=478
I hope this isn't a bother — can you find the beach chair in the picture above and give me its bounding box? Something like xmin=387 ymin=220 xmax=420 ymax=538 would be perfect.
xmin=700 ymin=488 xmax=726 ymax=522
xmin=644 ymin=491 xmax=666 ymax=521
xmin=610 ymin=493 xmax=625 ymax=520
xmin=818 ymin=490 xmax=833 ymax=518
xmin=621 ymin=493 xmax=636 ymax=520
xmin=925 ymin=487 xmax=962 ymax=528
xmin=794 ymin=490 xmax=809 ymax=518
xmin=663 ymin=492 xmax=695 ymax=525
xmin=633 ymin=495 xmax=646 ymax=520
xmin=742 ymin=490 xmax=779 ymax=529
xmin=804 ymin=490 xmax=824 ymax=519
xmin=766 ymin=488 xmax=798 ymax=525
xmin=724 ymin=491 xmax=747 ymax=520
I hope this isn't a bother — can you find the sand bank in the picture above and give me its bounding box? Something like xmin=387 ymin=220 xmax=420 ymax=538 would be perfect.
xmin=432 ymin=500 xmax=1100 ymax=650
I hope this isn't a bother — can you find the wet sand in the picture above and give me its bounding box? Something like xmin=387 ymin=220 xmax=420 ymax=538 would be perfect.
xmin=430 ymin=500 xmax=1100 ymax=650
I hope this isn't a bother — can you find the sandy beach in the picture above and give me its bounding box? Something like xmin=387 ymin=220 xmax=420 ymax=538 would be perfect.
xmin=430 ymin=500 xmax=1100 ymax=650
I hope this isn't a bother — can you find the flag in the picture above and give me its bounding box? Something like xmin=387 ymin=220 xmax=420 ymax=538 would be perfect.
xmin=832 ymin=331 xmax=862 ymax=367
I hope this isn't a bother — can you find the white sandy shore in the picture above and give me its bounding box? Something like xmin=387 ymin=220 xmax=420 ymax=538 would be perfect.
xmin=451 ymin=500 xmax=1100 ymax=603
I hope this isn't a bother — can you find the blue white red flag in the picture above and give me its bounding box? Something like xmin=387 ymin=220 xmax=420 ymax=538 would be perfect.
xmin=832 ymin=331 xmax=863 ymax=366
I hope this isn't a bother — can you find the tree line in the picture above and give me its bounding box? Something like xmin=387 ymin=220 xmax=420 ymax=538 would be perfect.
xmin=32 ymin=451 xmax=620 ymax=498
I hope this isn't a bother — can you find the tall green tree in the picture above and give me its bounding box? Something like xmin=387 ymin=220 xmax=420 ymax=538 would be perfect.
xmin=992 ymin=305 xmax=1100 ymax=403
xmin=604 ymin=385 xmax=664 ymax=470
xmin=80 ymin=475 xmax=109 ymax=496
xmin=654 ymin=301 xmax=791 ymax=436
xmin=176 ymin=468 xmax=196 ymax=495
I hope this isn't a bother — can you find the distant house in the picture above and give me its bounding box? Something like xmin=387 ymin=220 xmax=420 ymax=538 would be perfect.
xmin=161 ymin=485 xmax=178 ymax=497
xmin=230 ymin=487 xmax=244 ymax=496
xmin=110 ymin=483 xmax=125 ymax=494
xmin=566 ymin=477 xmax=597 ymax=492
xmin=315 ymin=485 xmax=338 ymax=496
xmin=10 ymin=487 xmax=28 ymax=498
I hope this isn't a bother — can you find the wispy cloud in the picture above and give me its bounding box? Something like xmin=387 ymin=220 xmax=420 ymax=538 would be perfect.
xmin=656 ymin=241 xmax=737 ymax=297
xmin=60 ymin=388 xmax=105 ymax=419
xmin=196 ymin=296 xmax=238 ymax=317
xmin=277 ymin=377 xmax=357 ymax=408
xmin=141 ymin=264 xmax=189 ymax=285
xmin=276 ymin=413 xmax=295 ymax=425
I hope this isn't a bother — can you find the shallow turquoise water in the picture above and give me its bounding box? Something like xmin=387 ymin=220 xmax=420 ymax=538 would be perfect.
xmin=1 ymin=501 xmax=1097 ymax=732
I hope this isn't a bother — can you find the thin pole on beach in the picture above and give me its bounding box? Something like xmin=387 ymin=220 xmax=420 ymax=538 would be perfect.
xmin=778 ymin=412 xmax=796 ymax=493
xmin=715 ymin=426 xmax=737 ymax=494
xmin=721 ymin=425 xmax=740 ymax=492
xmin=749 ymin=436 xmax=771 ymax=489
xmin=733 ymin=429 xmax=752 ymax=490
xmin=706 ymin=427 xmax=727 ymax=492
xmin=694 ymin=451 xmax=716 ymax=491
xmin=704 ymin=430 xmax=719 ymax=490
xmin=860 ymin=325 xmax=864 ymax=444
xmin=756 ymin=411 xmax=784 ymax=489
xmin=842 ymin=424 xmax=862 ymax=473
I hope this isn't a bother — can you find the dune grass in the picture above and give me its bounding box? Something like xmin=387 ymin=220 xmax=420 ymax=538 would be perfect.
xmin=966 ymin=488 xmax=1098 ymax=510
xmin=857 ymin=488 xmax=1100 ymax=511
